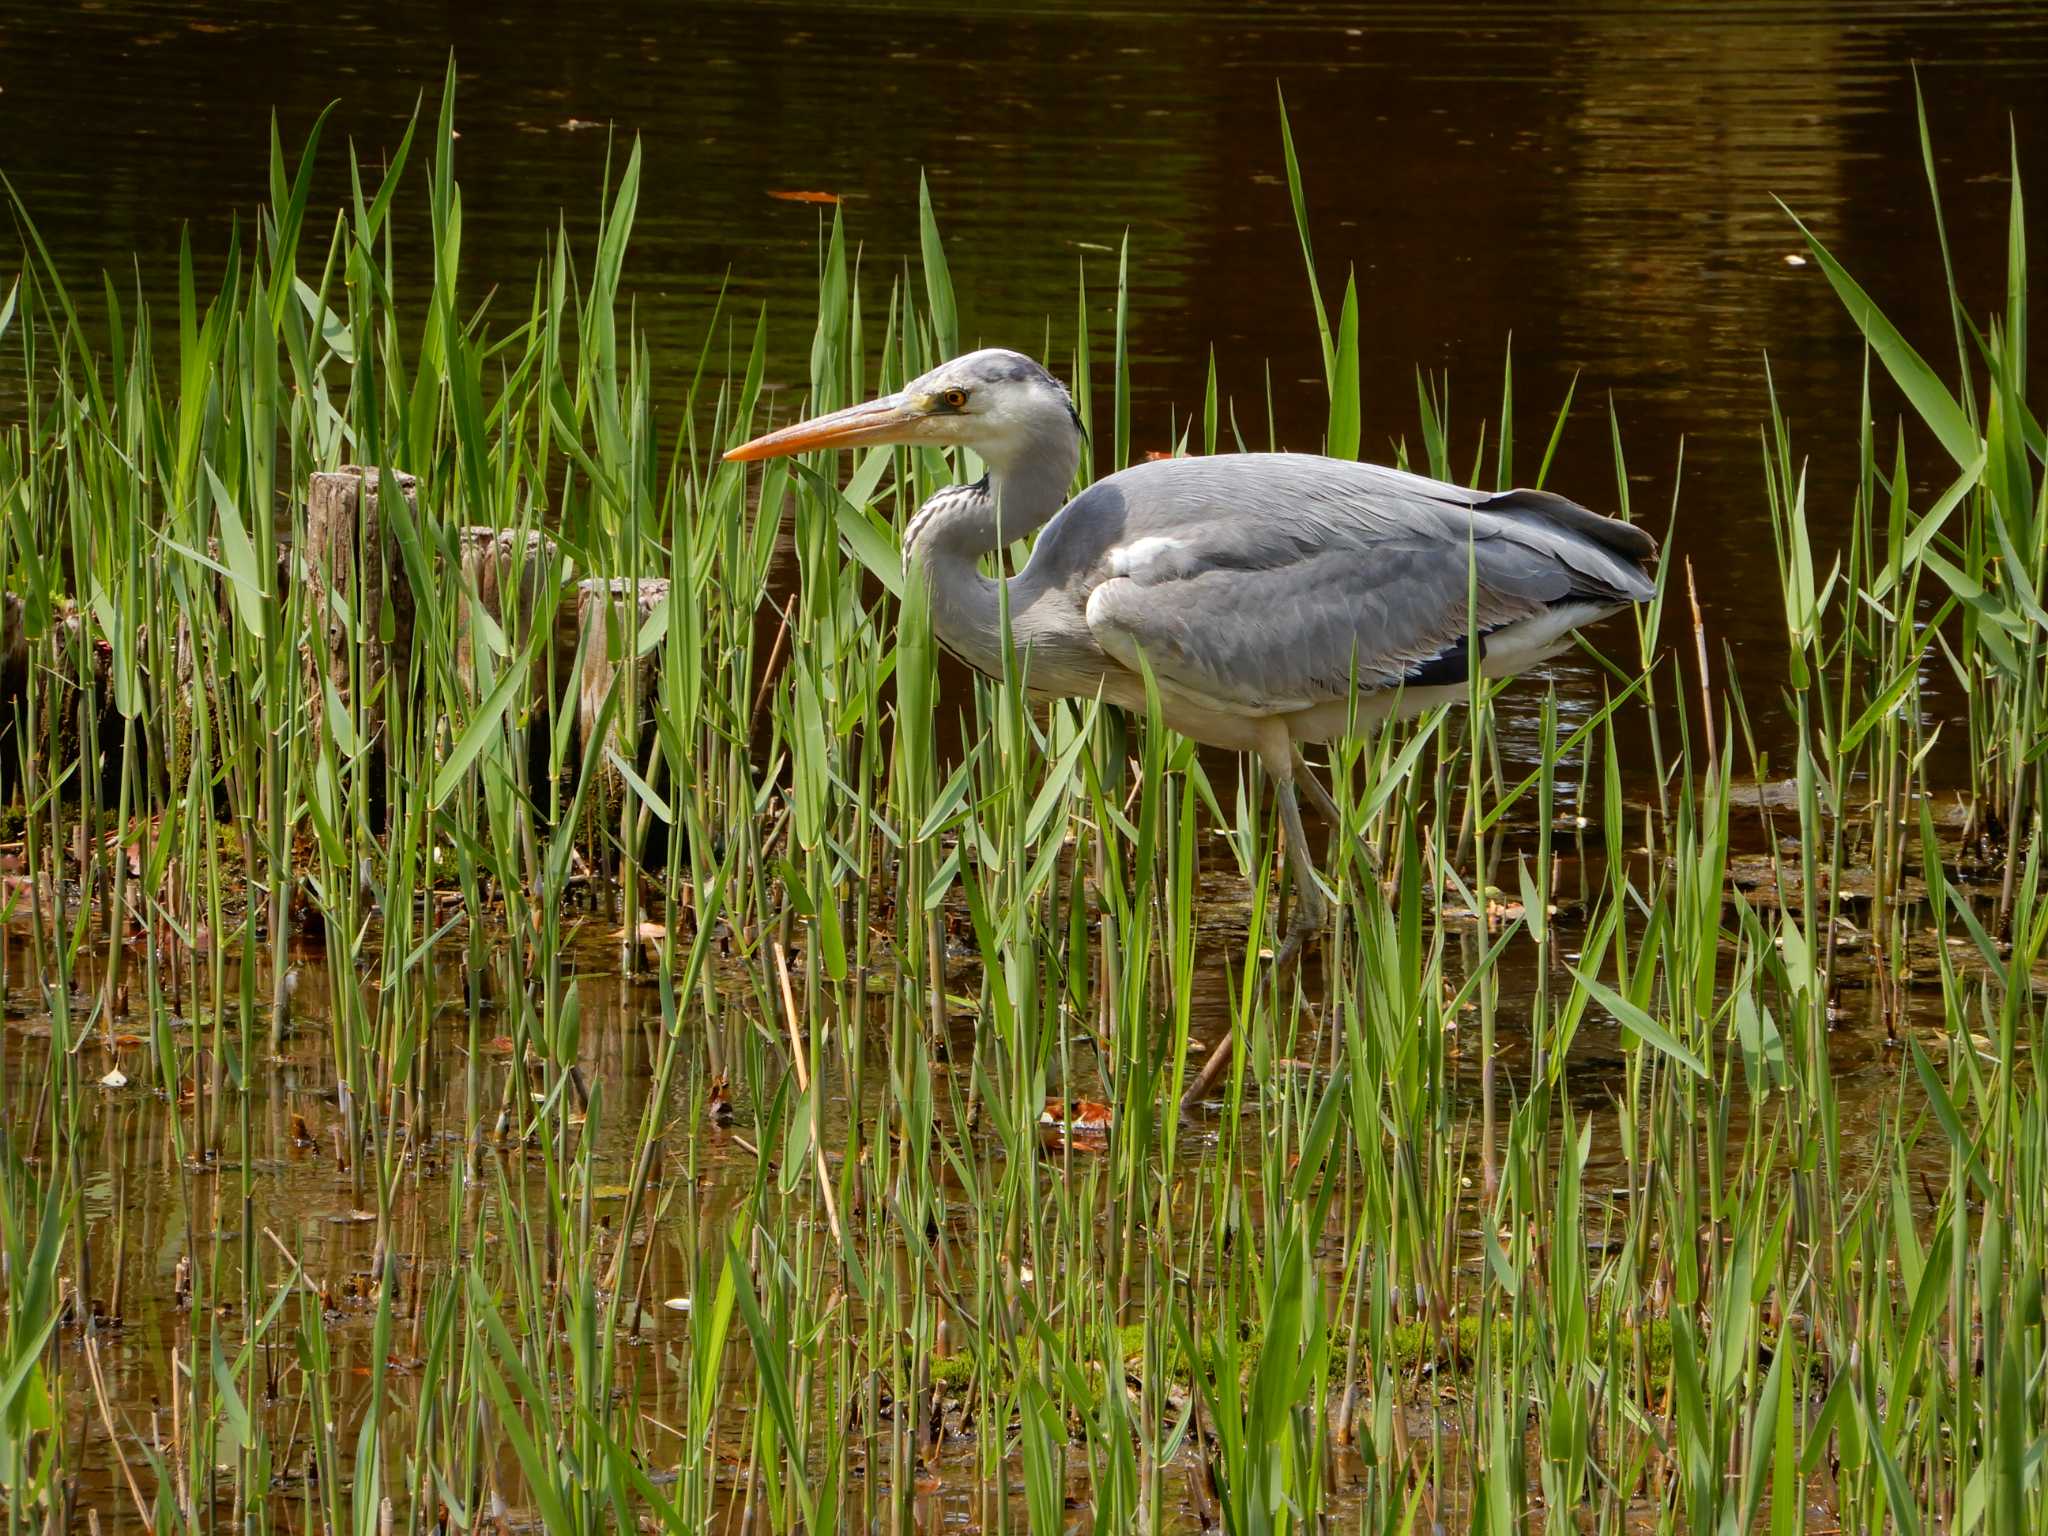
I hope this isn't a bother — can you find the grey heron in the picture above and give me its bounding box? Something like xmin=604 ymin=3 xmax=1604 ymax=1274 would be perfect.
xmin=727 ymin=348 xmax=1656 ymax=1110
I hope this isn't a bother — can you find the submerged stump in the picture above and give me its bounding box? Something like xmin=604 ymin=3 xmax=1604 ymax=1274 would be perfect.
xmin=575 ymin=577 xmax=669 ymax=883
xmin=303 ymin=466 xmax=419 ymax=750
xmin=454 ymin=527 xmax=579 ymax=701
xmin=576 ymin=576 xmax=668 ymax=775
xmin=451 ymin=528 xmax=580 ymax=814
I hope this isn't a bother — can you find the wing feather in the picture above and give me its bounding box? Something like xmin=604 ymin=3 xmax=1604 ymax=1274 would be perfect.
xmin=1033 ymin=454 xmax=1652 ymax=717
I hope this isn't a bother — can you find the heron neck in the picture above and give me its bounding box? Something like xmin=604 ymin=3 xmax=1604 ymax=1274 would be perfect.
xmin=907 ymin=449 xmax=1073 ymax=677
xmin=985 ymin=445 xmax=1077 ymax=549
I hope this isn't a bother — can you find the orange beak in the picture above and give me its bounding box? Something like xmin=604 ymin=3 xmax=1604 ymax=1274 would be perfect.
xmin=723 ymin=392 xmax=923 ymax=462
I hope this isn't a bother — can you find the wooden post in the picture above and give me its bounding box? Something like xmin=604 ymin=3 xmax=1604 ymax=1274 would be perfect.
xmin=453 ymin=527 xmax=578 ymax=699
xmin=576 ymin=576 xmax=669 ymax=780
xmin=303 ymin=466 xmax=418 ymax=744
xmin=576 ymin=577 xmax=669 ymax=916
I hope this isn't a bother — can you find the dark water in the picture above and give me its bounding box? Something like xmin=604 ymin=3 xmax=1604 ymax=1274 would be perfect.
xmin=6 ymin=2 xmax=2048 ymax=745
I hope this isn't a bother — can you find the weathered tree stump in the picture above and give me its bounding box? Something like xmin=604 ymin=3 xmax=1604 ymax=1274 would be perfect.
xmin=575 ymin=576 xmax=670 ymax=913
xmin=576 ymin=577 xmax=669 ymax=781
xmin=454 ymin=527 xmax=579 ymax=700
xmin=303 ymin=466 xmax=418 ymax=747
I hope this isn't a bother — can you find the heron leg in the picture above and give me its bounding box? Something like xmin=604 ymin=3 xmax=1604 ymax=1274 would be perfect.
xmin=1293 ymin=746 xmax=1382 ymax=880
xmin=1269 ymin=772 xmax=1329 ymax=969
xmin=1180 ymin=769 xmax=1327 ymax=1114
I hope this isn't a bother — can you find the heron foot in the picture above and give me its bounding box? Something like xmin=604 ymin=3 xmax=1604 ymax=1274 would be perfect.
xmin=1268 ymin=882 xmax=1325 ymax=972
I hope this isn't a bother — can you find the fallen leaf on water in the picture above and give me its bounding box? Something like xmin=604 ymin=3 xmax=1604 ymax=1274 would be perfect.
xmin=1040 ymin=1098 xmax=1113 ymax=1146
xmin=100 ymin=1067 xmax=129 ymax=1089
xmin=705 ymin=1073 xmax=735 ymax=1127
xmin=664 ymin=1297 xmax=693 ymax=1313
xmin=767 ymin=189 xmax=841 ymax=204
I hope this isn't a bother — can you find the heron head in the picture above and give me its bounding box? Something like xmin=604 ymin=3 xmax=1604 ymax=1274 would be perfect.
xmin=723 ymin=347 xmax=1081 ymax=470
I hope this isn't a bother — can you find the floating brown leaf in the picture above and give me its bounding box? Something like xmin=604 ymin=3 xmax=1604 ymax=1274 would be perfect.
xmin=705 ymin=1073 xmax=735 ymax=1126
xmin=1040 ymin=1098 xmax=1113 ymax=1147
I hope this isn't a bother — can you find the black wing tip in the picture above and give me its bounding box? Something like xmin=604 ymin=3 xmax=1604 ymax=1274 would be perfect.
xmin=1610 ymin=518 xmax=1660 ymax=563
xmin=1402 ymin=635 xmax=1477 ymax=688
xmin=1484 ymin=486 xmax=1659 ymax=564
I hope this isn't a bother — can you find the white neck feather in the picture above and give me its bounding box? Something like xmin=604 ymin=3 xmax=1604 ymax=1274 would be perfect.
xmin=904 ymin=417 xmax=1080 ymax=678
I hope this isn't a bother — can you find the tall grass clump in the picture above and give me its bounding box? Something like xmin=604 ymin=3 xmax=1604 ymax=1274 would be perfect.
xmin=0 ymin=68 xmax=2040 ymax=1536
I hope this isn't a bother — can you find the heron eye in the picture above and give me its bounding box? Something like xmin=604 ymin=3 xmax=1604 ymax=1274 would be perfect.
xmin=942 ymin=388 xmax=969 ymax=410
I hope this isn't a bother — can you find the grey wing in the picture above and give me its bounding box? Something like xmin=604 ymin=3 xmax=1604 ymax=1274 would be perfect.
xmin=1042 ymin=454 xmax=1654 ymax=717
